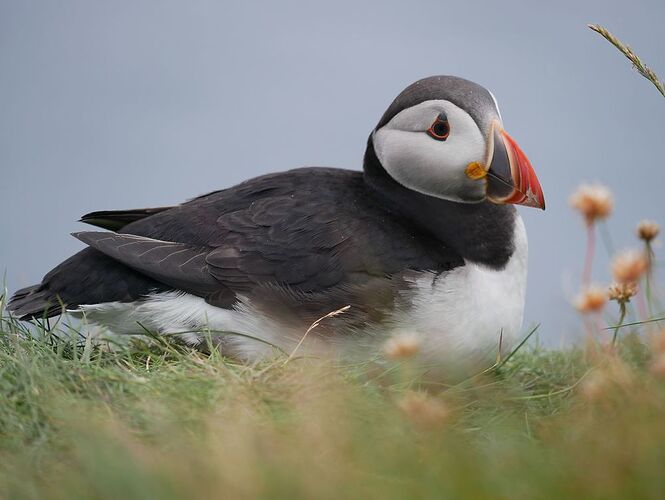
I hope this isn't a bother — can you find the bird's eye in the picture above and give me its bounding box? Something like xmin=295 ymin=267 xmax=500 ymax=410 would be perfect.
xmin=427 ymin=112 xmax=450 ymax=141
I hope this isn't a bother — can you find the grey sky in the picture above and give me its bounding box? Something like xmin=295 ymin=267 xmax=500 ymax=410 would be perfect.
xmin=1 ymin=0 xmax=664 ymax=343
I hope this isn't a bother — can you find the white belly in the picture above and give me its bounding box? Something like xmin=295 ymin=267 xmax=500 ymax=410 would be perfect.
xmin=388 ymin=215 xmax=528 ymax=373
xmin=79 ymin=217 xmax=528 ymax=375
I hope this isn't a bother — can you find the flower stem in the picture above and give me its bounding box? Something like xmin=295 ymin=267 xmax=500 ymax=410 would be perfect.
xmin=598 ymin=221 xmax=615 ymax=257
xmin=645 ymin=241 xmax=655 ymax=318
xmin=612 ymin=302 xmax=627 ymax=346
xmin=588 ymin=25 xmax=665 ymax=99
xmin=582 ymin=223 xmax=596 ymax=286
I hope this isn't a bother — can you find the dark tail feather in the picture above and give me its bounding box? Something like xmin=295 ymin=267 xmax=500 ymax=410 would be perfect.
xmin=7 ymin=285 xmax=65 ymax=320
xmin=80 ymin=206 xmax=172 ymax=231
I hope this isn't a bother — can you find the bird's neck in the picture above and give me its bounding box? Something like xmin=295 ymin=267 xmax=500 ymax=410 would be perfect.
xmin=362 ymin=136 xmax=517 ymax=269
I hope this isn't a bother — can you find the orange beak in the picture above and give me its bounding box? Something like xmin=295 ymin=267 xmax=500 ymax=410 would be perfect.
xmin=486 ymin=121 xmax=545 ymax=210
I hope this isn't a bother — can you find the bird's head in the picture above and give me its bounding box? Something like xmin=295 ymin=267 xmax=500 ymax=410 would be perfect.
xmin=368 ymin=75 xmax=545 ymax=210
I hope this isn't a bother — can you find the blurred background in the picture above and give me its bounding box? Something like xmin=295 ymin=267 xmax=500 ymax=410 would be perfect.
xmin=1 ymin=0 xmax=664 ymax=344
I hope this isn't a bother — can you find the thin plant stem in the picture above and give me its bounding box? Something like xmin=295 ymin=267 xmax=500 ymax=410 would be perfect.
xmin=636 ymin=287 xmax=648 ymax=321
xmin=582 ymin=223 xmax=596 ymax=286
xmin=598 ymin=221 xmax=615 ymax=257
xmin=645 ymin=241 xmax=655 ymax=318
xmin=284 ymin=305 xmax=350 ymax=365
xmin=589 ymin=24 xmax=665 ymax=98
xmin=605 ymin=314 xmax=665 ymax=330
xmin=582 ymin=316 xmax=596 ymax=362
xmin=612 ymin=302 xmax=627 ymax=346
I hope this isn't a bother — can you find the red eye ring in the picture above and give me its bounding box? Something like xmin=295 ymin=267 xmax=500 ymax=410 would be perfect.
xmin=427 ymin=114 xmax=450 ymax=141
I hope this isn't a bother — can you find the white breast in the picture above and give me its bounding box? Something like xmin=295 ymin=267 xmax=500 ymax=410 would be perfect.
xmin=385 ymin=215 xmax=528 ymax=373
xmin=78 ymin=216 xmax=528 ymax=376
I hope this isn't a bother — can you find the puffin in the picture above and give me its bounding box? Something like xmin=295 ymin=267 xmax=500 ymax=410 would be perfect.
xmin=9 ymin=75 xmax=544 ymax=374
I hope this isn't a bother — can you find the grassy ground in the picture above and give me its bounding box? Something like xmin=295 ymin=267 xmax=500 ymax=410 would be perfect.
xmin=1 ymin=299 xmax=665 ymax=500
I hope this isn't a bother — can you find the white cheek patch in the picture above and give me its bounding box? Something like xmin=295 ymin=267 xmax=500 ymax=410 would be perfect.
xmin=373 ymin=100 xmax=487 ymax=202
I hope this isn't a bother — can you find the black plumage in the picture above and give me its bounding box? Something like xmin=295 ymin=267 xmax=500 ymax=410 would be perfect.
xmin=80 ymin=207 xmax=172 ymax=231
xmin=8 ymin=75 xmax=517 ymax=324
xmin=10 ymin=168 xmax=481 ymax=318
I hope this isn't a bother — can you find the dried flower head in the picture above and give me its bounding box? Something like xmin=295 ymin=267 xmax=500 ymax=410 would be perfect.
xmin=608 ymin=282 xmax=638 ymax=303
xmin=397 ymin=391 xmax=449 ymax=429
xmin=637 ymin=220 xmax=660 ymax=242
xmin=611 ymin=250 xmax=648 ymax=284
xmin=569 ymin=184 xmax=613 ymax=225
xmin=383 ymin=332 xmax=421 ymax=360
xmin=574 ymin=286 xmax=608 ymax=314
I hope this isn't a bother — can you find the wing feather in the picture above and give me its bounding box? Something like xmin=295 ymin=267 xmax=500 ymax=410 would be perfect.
xmin=72 ymin=231 xmax=219 ymax=294
xmin=80 ymin=207 xmax=173 ymax=231
xmin=15 ymin=169 xmax=464 ymax=320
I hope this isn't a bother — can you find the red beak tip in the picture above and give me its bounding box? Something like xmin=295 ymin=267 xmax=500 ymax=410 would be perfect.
xmin=500 ymin=130 xmax=545 ymax=211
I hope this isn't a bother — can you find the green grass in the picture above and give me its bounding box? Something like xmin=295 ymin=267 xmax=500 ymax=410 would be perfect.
xmin=1 ymin=301 xmax=665 ymax=500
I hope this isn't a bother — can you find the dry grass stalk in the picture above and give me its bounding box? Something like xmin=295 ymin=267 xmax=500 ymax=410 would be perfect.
xmin=284 ymin=305 xmax=351 ymax=364
xmin=588 ymin=24 xmax=665 ymax=98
